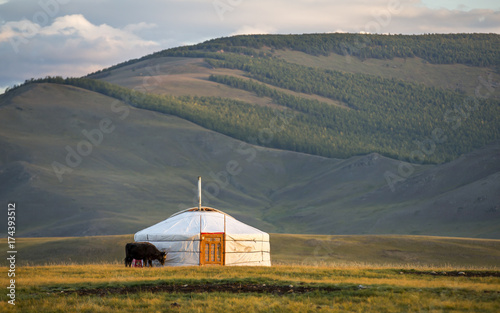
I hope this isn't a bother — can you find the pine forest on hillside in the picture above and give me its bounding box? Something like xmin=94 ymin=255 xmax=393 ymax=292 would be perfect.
xmin=8 ymin=33 xmax=500 ymax=163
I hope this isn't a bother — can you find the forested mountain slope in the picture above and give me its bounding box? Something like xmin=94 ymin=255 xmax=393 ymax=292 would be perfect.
xmin=2 ymin=33 xmax=499 ymax=238
xmin=84 ymin=33 xmax=500 ymax=163
xmin=1 ymin=83 xmax=498 ymax=238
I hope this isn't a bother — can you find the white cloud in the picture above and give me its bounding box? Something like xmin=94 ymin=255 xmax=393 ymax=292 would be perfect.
xmin=203 ymin=0 xmax=500 ymax=37
xmin=0 ymin=14 xmax=160 ymax=87
xmin=40 ymin=14 xmax=158 ymax=49
xmin=0 ymin=19 xmax=40 ymax=44
xmin=0 ymin=0 xmax=499 ymax=89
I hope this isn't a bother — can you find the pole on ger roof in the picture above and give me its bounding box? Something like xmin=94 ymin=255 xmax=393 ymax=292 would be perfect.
xmin=198 ymin=176 xmax=202 ymax=211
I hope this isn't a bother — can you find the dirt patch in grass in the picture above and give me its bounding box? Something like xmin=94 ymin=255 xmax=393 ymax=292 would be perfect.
xmin=61 ymin=283 xmax=344 ymax=297
xmin=52 ymin=274 xmax=500 ymax=298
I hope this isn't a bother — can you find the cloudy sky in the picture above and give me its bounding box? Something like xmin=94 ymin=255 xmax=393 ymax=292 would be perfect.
xmin=0 ymin=0 xmax=499 ymax=93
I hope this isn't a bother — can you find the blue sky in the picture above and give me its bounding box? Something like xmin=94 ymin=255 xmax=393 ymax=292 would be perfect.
xmin=0 ymin=0 xmax=499 ymax=93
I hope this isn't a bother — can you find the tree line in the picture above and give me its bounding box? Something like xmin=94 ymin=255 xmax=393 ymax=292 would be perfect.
xmin=84 ymin=33 xmax=499 ymax=78
xmin=203 ymin=51 xmax=500 ymax=163
xmin=154 ymin=33 xmax=500 ymax=67
xmin=6 ymin=32 xmax=499 ymax=163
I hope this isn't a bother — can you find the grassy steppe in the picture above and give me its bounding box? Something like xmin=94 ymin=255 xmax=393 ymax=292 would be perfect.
xmin=1 ymin=234 xmax=499 ymax=312
xmin=1 ymin=264 xmax=499 ymax=312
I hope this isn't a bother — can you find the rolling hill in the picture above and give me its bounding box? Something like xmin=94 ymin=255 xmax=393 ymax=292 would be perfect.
xmin=84 ymin=35 xmax=500 ymax=163
xmin=1 ymin=33 xmax=499 ymax=238
xmin=1 ymin=83 xmax=499 ymax=238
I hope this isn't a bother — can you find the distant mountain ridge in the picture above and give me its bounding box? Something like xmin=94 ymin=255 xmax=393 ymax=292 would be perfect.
xmin=83 ymin=33 xmax=500 ymax=162
xmin=1 ymin=83 xmax=498 ymax=238
xmin=1 ymin=33 xmax=499 ymax=238
xmin=91 ymin=33 xmax=500 ymax=70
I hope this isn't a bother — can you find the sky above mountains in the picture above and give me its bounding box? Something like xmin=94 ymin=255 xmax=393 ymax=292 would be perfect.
xmin=0 ymin=0 xmax=499 ymax=93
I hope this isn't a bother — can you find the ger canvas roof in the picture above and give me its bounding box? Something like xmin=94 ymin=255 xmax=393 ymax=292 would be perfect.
xmin=134 ymin=208 xmax=269 ymax=242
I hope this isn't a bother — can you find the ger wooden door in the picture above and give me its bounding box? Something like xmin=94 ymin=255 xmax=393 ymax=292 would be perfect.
xmin=200 ymin=233 xmax=224 ymax=266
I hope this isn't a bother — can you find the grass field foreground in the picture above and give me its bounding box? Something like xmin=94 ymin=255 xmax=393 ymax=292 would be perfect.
xmin=1 ymin=264 xmax=499 ymax=312
xmin=1 ymin=234 xmax=499 ymax=311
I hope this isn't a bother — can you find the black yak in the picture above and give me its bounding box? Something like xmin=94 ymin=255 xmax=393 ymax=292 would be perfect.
xmin=125 ymin=242 xmax=166 ymax=267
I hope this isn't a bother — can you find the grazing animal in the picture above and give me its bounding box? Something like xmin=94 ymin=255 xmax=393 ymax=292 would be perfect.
xmin=125 ymin=242 xmax=167 ymax=267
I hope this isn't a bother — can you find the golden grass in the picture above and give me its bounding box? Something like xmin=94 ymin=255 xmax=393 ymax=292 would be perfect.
xmin=1 ymin=263 xmax=499 ymax=313
xmin=2 ymin=234 xmax=499 ymax=312
xmin=5 ymin=263 xmax=499 ymax=291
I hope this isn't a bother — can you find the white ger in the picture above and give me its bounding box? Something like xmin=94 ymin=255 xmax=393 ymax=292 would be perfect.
xmin=134 ymin=177 xmax=271 ymax=266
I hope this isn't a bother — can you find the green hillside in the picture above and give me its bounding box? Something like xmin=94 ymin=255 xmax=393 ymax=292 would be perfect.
xmin=0 ymin=83 xmax=499 ymax=238
xmin=88 ymin=33 xmax=500 ymax=162
xmin=10 ymin=33 xmax=498 ymax=163
xmin=1 ymin=33 xmax=499 ymax=238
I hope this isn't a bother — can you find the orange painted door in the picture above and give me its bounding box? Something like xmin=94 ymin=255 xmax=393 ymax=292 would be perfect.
xmin=200 ymin=233 xmax=224 ymax=265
